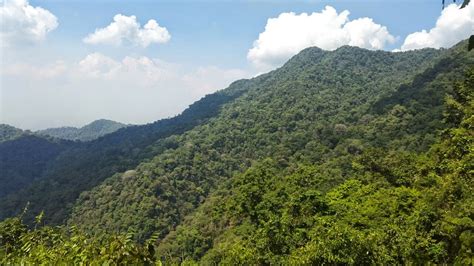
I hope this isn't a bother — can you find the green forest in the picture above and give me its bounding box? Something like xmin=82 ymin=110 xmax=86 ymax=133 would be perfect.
xmin=1 ymin=39 xmax=473 ymax=264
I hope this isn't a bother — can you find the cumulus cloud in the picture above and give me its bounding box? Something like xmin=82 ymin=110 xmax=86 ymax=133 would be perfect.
xmin=78 ymin=53 xmax=121 ymax=79
xmin=83 ymin=14 xmax=171 ymax=47
xmin=0 ymin=0 xmax=58 ymax=46
xmin=77 ymin=53 xmax=179 ymax=87
xmin=401 ymin=2 xmax=474 ymax=51
xmin=247 ymin=6 xmax=395 ymax=70
xmin=344 ymin=18 xmax=395 ymax=49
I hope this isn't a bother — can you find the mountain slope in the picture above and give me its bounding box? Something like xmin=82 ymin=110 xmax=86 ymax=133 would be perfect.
xmin=0 ymin=81 xmax=251 ymax=224
xmin=36 ymin=119 xmax=128 ymax=142
xmin=1 ymin=58 xmax=472 ymax=265
xmin=0 ymin=124 xmax=24 ymax=142
xmin=69 ymin=40 xmax=472 ymax=244
xmin=157 ymin=67 xmax=474 ymax=264
xmin=0 ymin=135 xmax=74 ymax=198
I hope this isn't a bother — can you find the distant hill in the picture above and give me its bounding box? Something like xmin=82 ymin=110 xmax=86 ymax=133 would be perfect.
xmin=0 ymin=120 xmax=127 ymax=198
xmin=0 ymin=124 xmax=24 ymax=142
xmin=36 ymin=119 xmax=128 ymax=142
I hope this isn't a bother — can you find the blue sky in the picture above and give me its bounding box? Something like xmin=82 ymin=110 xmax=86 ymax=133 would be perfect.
xmin=1 ymin=0 xmax=473 ymax=129
xmin=33 ymin=0 xmax=442 ymax=67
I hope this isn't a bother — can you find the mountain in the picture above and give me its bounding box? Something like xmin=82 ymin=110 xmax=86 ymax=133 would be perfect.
xmin=36 ymin=119 xmax=129 ymax=142
xmin=0 ymin=82 xmax=250 ymax=224
xmin=0 ymin=40 xmax=472 ymax=264
xmin=0 ymin=119 xmax=127 ymax=198
xmin=0 ymin=124 xmax=76 ymax=198
xmin=0 ymin=124 xmax=24 ymax=142
xmin=0 ymin=135 xmax=74 ymax=198
xmin=2 ymin=69 xmax=472 ymax=265
xmin=69 ymin=40 xmax=472 ymax=245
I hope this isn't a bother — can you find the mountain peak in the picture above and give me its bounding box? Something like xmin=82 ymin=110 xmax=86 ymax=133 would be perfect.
xmin=0 ymin=124 xmax=24 ymax=142
xmin=36 ymin=119 xmax=128 ymax=142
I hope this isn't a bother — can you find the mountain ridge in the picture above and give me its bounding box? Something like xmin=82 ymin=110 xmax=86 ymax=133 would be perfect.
xmin=0 ymin=39 xmax=472 ymax=264
xmin=36 ymin=119 xmax=129 ymax=142
xmin=69 ymin=40 xmax=472 ymax=244
xmin=0 ymin=124 xmax=25 ymax=142
xmin=0 ymin=81 xmax=252 ymax=224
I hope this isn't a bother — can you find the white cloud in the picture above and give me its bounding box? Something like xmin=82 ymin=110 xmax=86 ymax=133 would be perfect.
xmin=0 ymin=0 xmax=58 ymax=46
xmin=401 ymin=2 xmax=474 ymax=51
xmin=77 ymin=53 xmax=178 ymax=87
xmin=78 ymin=53 xmax=121 ymax=78
xmin=247 ymin=6 xmax=395 ymax=71
xmin=83 ymin=14 xmax=171 ymax=47
xmin=344 ymin=18 xmax=395 ymax=50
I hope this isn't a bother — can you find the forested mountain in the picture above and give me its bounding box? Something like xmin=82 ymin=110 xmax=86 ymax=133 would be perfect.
xmin=0 ymin=124 xmax=24 ymax=142
xmin=0 ymin=135 xmax=75 ymax=198
xmin=0 ymin=40 xmax=472 ymax=264
xmin=36 ymin=119 xmax=128 ymax=142
xmin=0 ymin=81 xmax=250 ymax=224
xmin=68 ymin=41 xmax=472 ymax=250
xmin=155 ymin=68 xmax=473 ymax=264
xmin=0 ymin=119 xmax=127 ymax=199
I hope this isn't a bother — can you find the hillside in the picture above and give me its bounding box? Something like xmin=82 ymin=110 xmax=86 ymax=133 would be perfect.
xmin=1 ymin=40 xmax=472 ymax=264
xmin=0 ymin=124 xmax=24 ymax=142
xmin=2 ymin=69 xmax=472 ymax=264
xmin=36 ymin=119 xmax=128 ymax=142
xmin=0 ymin=135 xmax=74 ymax=198
xmin=69 ymin=39 xmax=472 ymax=247
xmin=0 ymin=81 xmax=251 ymax=224
xmin=0 ymin=119 xmax=127 ymax=198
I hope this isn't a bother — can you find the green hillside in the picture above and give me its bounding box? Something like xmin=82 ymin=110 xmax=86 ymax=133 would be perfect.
xmin=1 ymin=40 xmax=472 ymax=264
xmin=155 ymin=67 xmax=473 ymax=264
xmin=36 ymin=119 xmax=128 ymax=142
xmin=0 ymin=135 xmax=74 ymax=198
xmin=0 ymin=124 xmax=24 ymax=142
xmin=0 ymin=81 xmax=250 ymax=225
xmin=69 ymin=40 xmax=471 ymax=246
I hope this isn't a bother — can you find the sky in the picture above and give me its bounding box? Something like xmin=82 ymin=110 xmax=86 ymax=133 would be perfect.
xmin=1 ymin=0 xmax=473 ymax=130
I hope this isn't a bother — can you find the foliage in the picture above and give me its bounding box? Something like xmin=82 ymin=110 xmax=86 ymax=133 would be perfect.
xmin=0 ymin=135 xmax=74 ymax=198
xmin=158 ymin=68 xmax=474 ymax=264
xmin=0 ymin=215 xmax=160 ymax=264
